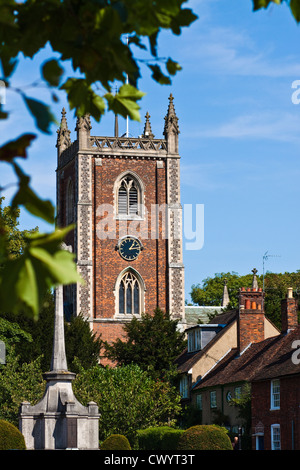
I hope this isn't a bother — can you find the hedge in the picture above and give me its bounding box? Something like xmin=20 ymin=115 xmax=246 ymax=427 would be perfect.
xmin=101 ymin=434 xmax=131 ymax=450
xmin=177 ymin=425 xmax=232 ymax=450
xmin=137 ymin=426 xmax=183 ymax=450
xmin=0 ymin=420 xmax=26 ymax=450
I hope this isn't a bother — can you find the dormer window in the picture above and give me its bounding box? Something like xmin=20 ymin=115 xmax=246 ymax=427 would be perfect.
xmin=187 ymin=324 xmax=224 ymax=353
xmin=188 ymin=327 xmax=201 ymax=352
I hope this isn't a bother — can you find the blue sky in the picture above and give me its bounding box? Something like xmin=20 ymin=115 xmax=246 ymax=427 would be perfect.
xmin=2 ymin=0 xmax=300 ymax=302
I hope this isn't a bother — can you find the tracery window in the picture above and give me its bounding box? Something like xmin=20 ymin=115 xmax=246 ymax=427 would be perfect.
xmin=66 ymin=179 xmax=74 ymax=224
xmin=117 ymin=270 xmax=143 ymax=315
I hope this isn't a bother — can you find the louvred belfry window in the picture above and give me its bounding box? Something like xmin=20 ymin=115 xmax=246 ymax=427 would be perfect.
xmin=117 ymin=176 xmax=140 ymax=216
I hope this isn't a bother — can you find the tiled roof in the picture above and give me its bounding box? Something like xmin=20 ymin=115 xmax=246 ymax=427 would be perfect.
xmin=193 ymin=325 xmax=300 ymax=390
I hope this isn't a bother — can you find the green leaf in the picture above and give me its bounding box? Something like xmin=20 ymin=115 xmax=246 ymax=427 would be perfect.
xmin=22 ymin=95 xmax=57 ymax=134
xmin=166 ymin=58 xmax=182 ymax=76
xmin=105 ymin=84 xmax=145 ymax=121
xmin=11 ymin=162 xmax=54 ymax=224
xmin=252 ymin=0 xmax=281 ymax=11
xmin=41 ymin=59 xmax=64 ymax=87
xmin=148 ymin=64 xmax=171 ymax=85
xmin=61 ymin=78 xmax=106 ymax=121
xmin=0 ymin=134 xmax=36 ymax=162
xmin=290 ymin=0 xmax=300 ymax=21
xmin=0 ymin=227 xmax=83 ymax=319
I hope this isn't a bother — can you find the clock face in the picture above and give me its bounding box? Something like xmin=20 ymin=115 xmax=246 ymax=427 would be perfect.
xmin=119 ymin=237 xmax=142 ymax=261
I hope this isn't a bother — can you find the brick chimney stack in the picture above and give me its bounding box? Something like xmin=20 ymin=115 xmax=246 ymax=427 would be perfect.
xmin=281 ymin=287 xmax=298 ymax=333
xmin=238 ymin=269 xmax=265 ymax=352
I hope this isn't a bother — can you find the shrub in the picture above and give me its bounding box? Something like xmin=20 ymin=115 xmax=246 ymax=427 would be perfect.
xmin=177 ymin=425 xmax=232 ymax=450
xmin=0 ymin=419 xmax=26 ymax=450
xmin=137 ymin=426 xmax=183 ymax=450
xmin=101 ymin=434 xmax=131 ymax=450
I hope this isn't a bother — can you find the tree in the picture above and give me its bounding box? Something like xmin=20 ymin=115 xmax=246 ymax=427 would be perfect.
xmin=1 ymin=297 xmax=102 ymax=373
xmin=72 ymin=362 xmax=182 ymax=445
xmin=0 ymin=197 xmax=38 ymax=260
xmin=190 ymin=271 xmax=300 ymax=329
xmin=0 ymin=0 xmax=197 ymax=320
xmin=64 ymin=314 xmax=102 ymax=373
xmin=190 ymin=272 xmax=254 ymax=310
xmin=103 ymin=308 xmax=187 ymax=378
xmin=0 ymin=350 xmax=45 ymax=426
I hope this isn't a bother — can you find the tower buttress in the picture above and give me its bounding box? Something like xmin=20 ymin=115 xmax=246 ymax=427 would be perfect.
xmin=164 ymin=94 xmax=185 ymax=325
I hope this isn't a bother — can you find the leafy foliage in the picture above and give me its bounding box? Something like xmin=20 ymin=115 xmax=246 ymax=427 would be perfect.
xmin=72 ymin=362 xmax=182 ymax=444
xmin=101 ymin=434 xmax=132 ymax=450
xmin=0 ymin=350 xmax=45 ymax=426
xmin=0 ymin=227 xmax=82 ymax=319
xmin=137 ymin=426 xmax=183 ymax=450
xmin=103 ymin=308 xmax=187 ymax=378
xmin=0 ymin=0 xmax=197 ymax=319
xmin=0 ymin=198 xmax=38 ymax=259
xmin=177 ymin=424 xmax=232 ymax=450
xmin=190 ymin=271 xmax=300 ymax=329
xmin=0 ymin=419 xmax=26 ymax=450
xmin=252 ymin=0 xmax=300 ymax=23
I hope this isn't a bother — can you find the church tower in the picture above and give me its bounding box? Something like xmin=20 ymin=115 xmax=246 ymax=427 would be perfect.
xmin=56 ymin=94 xmax=185 ymax=361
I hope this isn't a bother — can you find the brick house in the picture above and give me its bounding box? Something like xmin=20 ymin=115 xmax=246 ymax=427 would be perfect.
xmin=55 ymin=96 xmax=185 ymax=363
xmin=179 ymin=286 xmax=300 ymax=450
xmin=251 ymin=288 xmax=300 ymax=450
xmin=175 ymin=270 xmax=279 ymax=407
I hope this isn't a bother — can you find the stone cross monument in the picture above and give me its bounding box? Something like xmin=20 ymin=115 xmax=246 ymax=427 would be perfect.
xmin=19 ymin=282 xmax=99 ymax=450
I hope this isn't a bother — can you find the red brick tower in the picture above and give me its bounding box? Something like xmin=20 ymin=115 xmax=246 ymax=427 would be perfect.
xmin=56 ymin=96 xmax=185 ymax=361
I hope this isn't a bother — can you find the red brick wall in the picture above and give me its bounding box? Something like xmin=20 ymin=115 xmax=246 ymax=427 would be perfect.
xmin=239 ymin=311 xmax=265 ymax=352
xmin=238 ymin=288 xmax=265 ymax=352
xmin=252 ymin=376 xmax=300 ymax=450
xmin=92 ymin=157 xmax=168 ymax=347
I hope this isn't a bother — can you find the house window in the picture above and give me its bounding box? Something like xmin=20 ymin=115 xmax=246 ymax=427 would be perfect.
xmin=271 ymin=424 xmax=281 ymax=450
xmin=117 ymin=175 xmax=142 ymax=217
xmin=180 ymin=375 xmax=189 ymax=399
xmin=196 ymin=394 xmax=202 ymax=410
xmin=117 ymin=270 xmax=143 ymax=316
xmin=210 ymin=391 xmax=217 ymax=409
xmin=187 ymin=328 xmax=201 ymax=352
xmin=271 ymin=379 xmax=280 ymax=410
xmin=235 ymin=386 xmax=242 ymax=400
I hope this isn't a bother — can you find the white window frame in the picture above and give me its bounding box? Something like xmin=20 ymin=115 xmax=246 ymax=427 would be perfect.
xmin=271 ymin=424 xmax=281 ymax=450
xmin=180 ymin=375 xmax=189 ymax=399
xmin=210 ymin=390 xmax=217 ymax=409
xmin=187 ymin=328 xmax=201 ymax=353
xmin=270 ymin=379 xmax=280 ymax=410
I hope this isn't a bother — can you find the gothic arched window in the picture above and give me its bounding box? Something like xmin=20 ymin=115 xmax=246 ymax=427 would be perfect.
xmin=116 ymin=174 xmax=142 ymax=217
xmin=66 ymin=179 xmax=74 ymax=224
xmin=117 ymin=270 xmax=144 ymax=316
